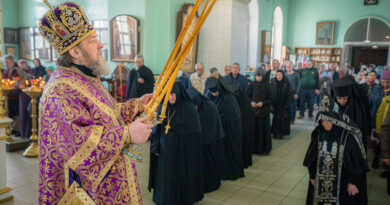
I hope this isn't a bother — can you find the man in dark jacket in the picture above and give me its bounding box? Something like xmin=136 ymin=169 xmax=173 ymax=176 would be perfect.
xmin=298 ymin=60 xmax=319 ymax=120
xmin=125 ymin=55 xmax=155 ymax=99
xmin=225 ymin=62 xmax=248 ymax=93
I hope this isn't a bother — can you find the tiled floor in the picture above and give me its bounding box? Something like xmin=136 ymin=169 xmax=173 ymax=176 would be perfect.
xmin=2 ymin=118 xmax=390 ymax=205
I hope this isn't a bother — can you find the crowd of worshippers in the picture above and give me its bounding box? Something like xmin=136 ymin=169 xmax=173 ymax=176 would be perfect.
xmin=1 ymin=54 xmax=54 ymax=139
xmin=125 ymin=56 xmax=390 ymax=204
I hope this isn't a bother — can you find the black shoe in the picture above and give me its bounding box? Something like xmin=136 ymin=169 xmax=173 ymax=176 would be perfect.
xmin=372 ymin=157 xmax=379 ymax=169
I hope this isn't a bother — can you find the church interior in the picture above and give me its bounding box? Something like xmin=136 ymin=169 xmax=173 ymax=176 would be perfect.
xmin=0 ymin=0 xmax=390 ymax=204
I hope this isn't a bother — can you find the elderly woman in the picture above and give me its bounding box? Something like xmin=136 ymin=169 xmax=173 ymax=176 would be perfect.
xmin=2 ymin=54 xmax=18 ymax=79
xmin=9 ymin=68 xmax=33 ymax=139
xmin=18 ymin=59 xmax=34 ymax=76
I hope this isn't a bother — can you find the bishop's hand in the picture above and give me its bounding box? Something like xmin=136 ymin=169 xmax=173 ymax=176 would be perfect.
xmin=128 ymin=117 xmax=154 ymax=144
xmin=140 ymin=93 xmax=153 ymax=109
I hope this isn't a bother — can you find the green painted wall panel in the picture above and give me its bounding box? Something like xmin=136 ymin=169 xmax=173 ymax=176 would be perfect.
xmin=287 ymin=0 xmax=390 ymax=49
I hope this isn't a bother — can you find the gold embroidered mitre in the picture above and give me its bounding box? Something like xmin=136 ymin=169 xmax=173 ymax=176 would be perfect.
xmin=39 ymin=1 xmax=96 ymax=55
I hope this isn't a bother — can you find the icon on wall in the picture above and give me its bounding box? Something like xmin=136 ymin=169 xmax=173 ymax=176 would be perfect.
xmin=19 ymin=27 xmax=35 ymax=60
xmin=316 ymin=21 xmax=335 ymax=45
xmin=110 ymin=15 xmax=140 ymax=62
xmin=4 ymin=28 xmax=18 ymax=44
xmin=5 ymin=46 xmax=17 ymax=57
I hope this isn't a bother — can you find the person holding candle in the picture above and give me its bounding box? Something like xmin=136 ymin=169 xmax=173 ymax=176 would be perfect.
xmin=37 ymin=2 xmax=153 ymax=204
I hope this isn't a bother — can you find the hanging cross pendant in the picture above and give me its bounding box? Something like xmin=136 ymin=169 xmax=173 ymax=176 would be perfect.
xmin=165 ymin=124 xmax=171 ymax=134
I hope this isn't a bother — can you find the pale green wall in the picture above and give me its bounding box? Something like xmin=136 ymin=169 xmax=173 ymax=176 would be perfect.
xmin=2 ymin=0 xmax=20 ymax=59
xmin=1 ymin=0 xmax=194 ymax=74
xmin=257 ymin=0 xmax=290 ymax=63
xmin=144 ymin=0 xmax=195 ymax=74
xmin=287 ymin=0 xmax=390 ymax=49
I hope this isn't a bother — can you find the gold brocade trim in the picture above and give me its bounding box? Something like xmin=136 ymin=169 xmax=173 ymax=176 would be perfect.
xmin=0 ymin=187 xmax=12 ymax=194
xmin=64 ymin=163 xmax=69 ymax=190
xmin=0 ymin=196 xmax=13 ymax=204
xmin=125 ymin=157 xmax=142 ymax=205
xmin=91 ymin=155 xmax=120 ymax=192
xmin=58 ymin=29 xmax=96 ymax=56
xmin=58 ymin=183 xmax=96 ymax=205
xmin=44 ymin=68 xmax=120 ymax=127
xmin=0 ymin=136 xmax=10 ymax=140
xmin=68 ymin=125 xmax=103 ymax=170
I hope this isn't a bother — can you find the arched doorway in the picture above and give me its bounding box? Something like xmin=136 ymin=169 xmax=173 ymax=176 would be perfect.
xmin=343 ymin=16 xmax=390 ymax=68
xmin=248 ymin=0 xmax=259 ymax=67
xmin=271 ymin=6 xmax=283 ymax=62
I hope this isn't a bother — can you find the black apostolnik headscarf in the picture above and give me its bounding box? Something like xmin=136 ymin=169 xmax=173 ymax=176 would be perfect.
xmin=205 ymin=77 xmax=242 ymax=123
xmin=186 ymin=87 xmax=225 ymax=145
xmin=164 ymin=82 xmax=202 ymax=135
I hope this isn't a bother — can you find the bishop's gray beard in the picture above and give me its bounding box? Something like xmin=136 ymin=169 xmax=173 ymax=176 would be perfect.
xmin=91 ymin=56 xmax=110 ymax=76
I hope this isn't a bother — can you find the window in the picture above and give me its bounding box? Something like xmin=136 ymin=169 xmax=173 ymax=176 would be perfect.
xmin=33 ymin=28 xmax=51 ymax=61
xmin=271 ymin=6 xmax=283 ymax=62
xmin=92 ymin=20 xmax=109 ymax=59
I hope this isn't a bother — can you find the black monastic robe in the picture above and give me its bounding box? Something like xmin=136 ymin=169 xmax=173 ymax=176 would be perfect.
xmin=125 ymin=65 xmax=155 ymax=99
xmin=206 ymin=78 xmax=244 ymax=180
xmin=187 ymin=87 xmax=227 ymax=193
xmin=149 ymin=83 xmax=203 ymax=205
xmin=246 ymin=79 xmax=273 ymax=155
xmin=271 ymin=76 xmax=292 ymax=139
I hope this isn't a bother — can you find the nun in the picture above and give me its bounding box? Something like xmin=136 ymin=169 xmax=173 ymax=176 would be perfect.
xmin=332 ymin=77 xmax=371 ymax=149
xmin=246 ymin=67 xmax=273 ymax=155
xmin=149 ymin=82 xmax=204 ymax=205
xmin=304 ymin=95 xmax=368 ymax=205
xmin=270 ymin=70 xmax=293 ymax=139
xmin=205 ymin=77 xmax=245 ymax=180
xmin=187 ymin=87 xmax=227 ymax=193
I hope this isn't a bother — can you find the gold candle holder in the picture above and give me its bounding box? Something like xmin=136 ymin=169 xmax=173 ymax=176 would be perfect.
xmin=22 ymin=87 xmax=42 ymax=157
xmin=1 ymin=88 xmax=13 ymax=117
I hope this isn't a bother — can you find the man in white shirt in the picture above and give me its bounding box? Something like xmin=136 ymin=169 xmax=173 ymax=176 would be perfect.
xmin=190 ymin=62 xmax=209 ymax=93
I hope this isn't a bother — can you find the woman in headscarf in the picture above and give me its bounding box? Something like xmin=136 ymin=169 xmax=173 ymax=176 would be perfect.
xmin=33 ymin=58 xmax=47 ymax=78
xmin=10 ymin=68 xmax=33 ymax=139
xmin=207 ymin=70 xmax=254 ymax=167
xmin=149 ymin=82 xmax=204 ymax=205
xmin=187 ymin=87 xmax=227 ymax=193
xmin=270 ymin=70 xmax=292 ymax=139
xmin=246 ymin=67 xmax=273 ymax=155
xmin=205 ymin=77 xmax=244 ymax=180
xmin=332 ymin=77 xmax=371 ymax=150
xmin=304 ymin=95 xmax=368 ymax=205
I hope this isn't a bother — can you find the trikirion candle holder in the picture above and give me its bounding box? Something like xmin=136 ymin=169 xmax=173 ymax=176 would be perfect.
xmin=143 ymin=0 xmax=216 ymax=134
